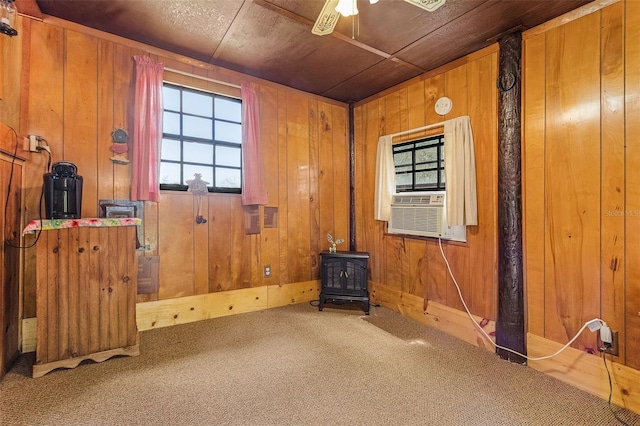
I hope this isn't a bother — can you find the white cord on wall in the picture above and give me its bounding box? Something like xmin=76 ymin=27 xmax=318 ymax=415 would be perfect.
xmin=437 ymin=237 xmax=605 ymax=362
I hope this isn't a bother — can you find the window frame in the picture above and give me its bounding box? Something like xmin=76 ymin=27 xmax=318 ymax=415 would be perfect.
xmin=392 ymin=134 xmax=445 ymax=193
xmin=159 ymin=82 xmax=243 ymax=194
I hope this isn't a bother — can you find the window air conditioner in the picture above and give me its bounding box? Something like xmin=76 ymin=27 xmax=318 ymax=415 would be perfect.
xmin=388 ymin=191 xmax=466 ymax=242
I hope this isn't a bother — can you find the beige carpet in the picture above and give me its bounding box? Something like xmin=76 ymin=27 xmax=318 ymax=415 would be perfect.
xmin=1 ymin=303 xmax=639 ymax=426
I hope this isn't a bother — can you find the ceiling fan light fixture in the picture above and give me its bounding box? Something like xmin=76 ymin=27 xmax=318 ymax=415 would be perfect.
xmin=335 ymin=0 xmax=358 ymax=17
xmin=0 ymin=0 xmax=18 ymax=37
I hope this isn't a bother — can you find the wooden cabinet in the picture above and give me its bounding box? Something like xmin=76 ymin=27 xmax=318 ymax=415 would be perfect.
xmin=319 ymin=251 xmax=370 ymax=315
xmin=33 ymin=223 xmax=140 ymax=377
xmin=0 ymin=150 xmax=23 ymax=380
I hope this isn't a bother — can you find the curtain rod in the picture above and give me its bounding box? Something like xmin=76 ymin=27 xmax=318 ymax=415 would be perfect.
xmin=164 ymin=67 xmax=242 ymax=90
xmin=388 ymin=120 xmax=446 ymax=139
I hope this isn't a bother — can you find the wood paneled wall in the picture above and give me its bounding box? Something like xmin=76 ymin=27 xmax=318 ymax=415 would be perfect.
xmin=353 ymin=46 xmax=499 ymax=321
xmin=523 ymin=0 xmax=640 ymax=368
xmin=10 ymin=18 xmax=349 ymax=317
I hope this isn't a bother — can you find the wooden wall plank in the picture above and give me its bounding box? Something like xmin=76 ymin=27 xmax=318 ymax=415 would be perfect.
xmin=599 ymin=1 xmax=625 ymax=363
xmin=230 ymin=198 xmax=251 ymax=288
xmin=424 ymin=74 xmax=445 ymax=126
xmin=22 ymin=20 xmax=65 ymax=319
xmin=318 ymin=102 xmax=335 ymax=254
xmin=543 ymin=13 xmax=601 ymax=350
xmin=158 ymin=193 xmax=195 ymax=298
xmin=625 ymin=0 xmax=640 ymax=370
xmin=63 ymin=30 xmax=99 ymax=217
xmin=466 ymin=51 xmax=498 ymax=319
xmin=332 ymin=104 xmax=349 ymax=251
xmin=96 ymin=39 xmax=115 ymax=202
xmin=285 ymin=93 xmax=311 ymax=282
xmin=112 ymin=44 xmax=137 ymax=201
xmin=208 ymin=195 xmax=232 ymax=292
xmin=193 ymin=196 xmax=209 ymax=295
xmin=407 ymin=81 xmax=426 ymax=129
xmin=308 ymin=100 xmax=320 ymax=277
xmin=277 ymin=90 xmax=289 ymax=285
xmin=407 ymin=239 xmax=427 ymax=297
xmin=259 ymin=85 xmax=280 ymax=285
xmin=522 ymin=32 xmax=547 ymax=338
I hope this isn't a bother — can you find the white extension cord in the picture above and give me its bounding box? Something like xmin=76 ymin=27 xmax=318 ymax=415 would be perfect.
xmin=437 ymin=237 xmax=607 ymax=361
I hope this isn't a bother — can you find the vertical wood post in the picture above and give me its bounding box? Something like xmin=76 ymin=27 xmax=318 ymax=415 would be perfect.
xmin=496 ymin=32 xmax=526 ymax=363
xmin=349 ymin=103 xmax=356 ymax=251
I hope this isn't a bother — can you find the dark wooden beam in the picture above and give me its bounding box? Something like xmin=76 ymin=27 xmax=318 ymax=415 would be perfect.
xmin=496 ymin=31 xmax=526 ymax=364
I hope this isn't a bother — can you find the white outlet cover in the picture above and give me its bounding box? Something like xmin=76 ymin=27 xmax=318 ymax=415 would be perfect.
xmin=435 ymin=97 xmax=452 ymax=115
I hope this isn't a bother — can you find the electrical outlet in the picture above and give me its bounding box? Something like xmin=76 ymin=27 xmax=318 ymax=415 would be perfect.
xmin=264 ymin=265 xmax=271 ymax=278
xmin=604 ymin=330 xmax=619 ymax=356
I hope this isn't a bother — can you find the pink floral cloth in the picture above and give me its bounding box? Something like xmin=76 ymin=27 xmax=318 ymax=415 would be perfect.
xmin=23 ymin=218 xmax=142 ymax=234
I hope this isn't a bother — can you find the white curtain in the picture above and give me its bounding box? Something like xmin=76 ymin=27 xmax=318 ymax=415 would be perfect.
xmin=444 ymin=116 xmax=478 ymax=226
xmin=374 ymin=135 xmax=395 ymax=221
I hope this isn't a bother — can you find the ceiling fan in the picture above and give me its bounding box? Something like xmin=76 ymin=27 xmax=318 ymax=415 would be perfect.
xmin=312 ymin=0 xmax=447 ymax=36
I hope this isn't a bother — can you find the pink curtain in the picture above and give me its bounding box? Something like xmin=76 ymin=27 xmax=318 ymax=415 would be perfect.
xmin=131 ymin=56 xmax=164 ymax=202
xmin=241 ymin=83 xmax=267 ymax=205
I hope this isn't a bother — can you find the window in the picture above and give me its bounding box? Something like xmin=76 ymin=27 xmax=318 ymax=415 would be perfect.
xmin=393 ymin=134 xmax=445 ymax=192
xmin=160 ymin=83 xmax=242 ymax=193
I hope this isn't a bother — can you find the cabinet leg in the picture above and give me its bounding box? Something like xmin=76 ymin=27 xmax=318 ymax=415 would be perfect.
xmin=318 ymin=295 xmax=324 ymax=312
xmin=364 ymin=300 xmax=370 ymax=315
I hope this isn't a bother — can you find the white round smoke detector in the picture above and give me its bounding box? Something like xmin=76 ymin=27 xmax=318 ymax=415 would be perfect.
xmin=435 ymin=97 xmax=452 ymax=115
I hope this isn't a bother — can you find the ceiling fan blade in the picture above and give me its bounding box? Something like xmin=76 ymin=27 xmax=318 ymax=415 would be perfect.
xmin=404 ymin=0 xmax=446 ymax=12
xmin=312 ymin=0 xmax=340 ymax=36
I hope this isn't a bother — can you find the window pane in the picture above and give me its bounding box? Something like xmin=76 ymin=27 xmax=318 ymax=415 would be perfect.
xmin=216 ymin=167 xmax=241 ymax=188
xmin=215 ymin=97 xmax=241 ymax=122
xmin=416 ymin=170 xmax=437 ymax=189
xmin=416 ymin=147 xmax=437 ymax=163
xmin=394 ymin=151 xmax=412 ymax=166
xmin=215 ymin=121 xmax=241 ymax=144
xmin=163 ymin=86 xmax=180 ymax=111
xmin=216 ymin=146 xmax=241 ymax=167
xmin=161 ymin=138 xmax=181 ymax=161
xmin=441 ymin=169 xmax=446 ymax=185
xmin=183 ymin=91 xmax=213 ymax=117
xmin=163 ymin=111 xmax=181 ymax=135
xmin=160 ymin=162 xmax=181 ymax=185
xmin=184 ymin=141 xmax=213 ymax=164
xmin=395 ymin=173 xmax=412 ymax=188
xmin=183 ymin=115 xmax=212 ymax=139
xmin=184 ymin=164 xmax=213 ymax=187
xmin=182 ymin=141 xmax=213 ymax=164
xmin=416 ymin=162 xmax=438 ymax=171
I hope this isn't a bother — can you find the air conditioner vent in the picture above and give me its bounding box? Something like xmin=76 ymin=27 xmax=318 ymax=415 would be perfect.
xmin=388 ymin=191 xmax=466 ymax=242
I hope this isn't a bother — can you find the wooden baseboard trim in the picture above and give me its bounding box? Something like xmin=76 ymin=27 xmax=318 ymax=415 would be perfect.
xmin=369 ymin=281 xmax=496 ymax=352
xmin=528 ymin=333 xmax=640 ymax=415
xmin=21 ymin=281 xmax=321 ymax=351
xmin=135 ymin=280 xmax=320 ymax=331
